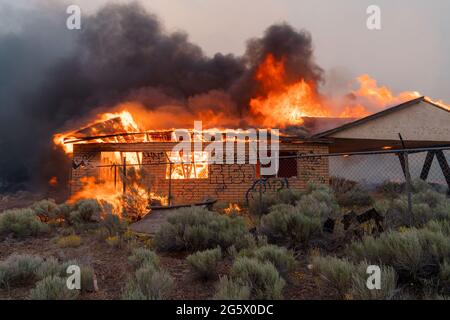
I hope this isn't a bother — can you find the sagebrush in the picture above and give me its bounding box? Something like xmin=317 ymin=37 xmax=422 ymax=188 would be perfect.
xmin=30 ymin=276 xmax=79 ymax=300
xmin=186 ymin=247 xmax=222 ymax=280
xmin=154 ymin=207 xmax=248 ymax=252
xmin=260 ymin=204 xmax=322 ymax=247
xmin=229 ymin=257 xmax=285 ymax=300
xmin=0 ymin=208 xmax=49 ymax=238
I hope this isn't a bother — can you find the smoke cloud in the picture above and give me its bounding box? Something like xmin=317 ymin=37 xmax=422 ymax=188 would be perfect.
xmin=0 ymin=2 xmax=322 ymax=192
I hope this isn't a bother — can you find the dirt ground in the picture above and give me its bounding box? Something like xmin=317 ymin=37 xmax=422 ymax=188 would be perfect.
xmin=0 ymin=189 xmax=67 ymax=212
xmin=0 ymin=230 xmax=332 ymax=300
xmin=0 ymin=191 xmax=333 ymax=300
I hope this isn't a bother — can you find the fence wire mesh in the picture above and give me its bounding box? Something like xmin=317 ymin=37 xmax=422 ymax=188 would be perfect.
xmin=327 ymin=149 xmax=450 ymax=191
xmin=93 ymin=146 xmax=450 ymax=207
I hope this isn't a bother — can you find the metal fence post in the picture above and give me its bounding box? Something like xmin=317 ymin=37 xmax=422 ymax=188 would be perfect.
xmin=403 ymin=151 xmax=414 ymax=226
xmin=258 ymin=179 xmax=263 ymax=215
xmin=114 ymin=164 xmax=117 ymax=190
xmin=168 ymin=161 xmax=173 ymax=206
xmin=399 ymin=134 xmax=414 ymax=226
xmin=122 ymin=156 xmax=127 ymax=194
xmin=68 ymin=164 xmax=73 ymax=198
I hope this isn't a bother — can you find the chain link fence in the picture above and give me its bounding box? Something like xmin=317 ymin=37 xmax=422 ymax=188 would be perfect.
xmin=327 ymin=148 xmax=450 ymax=192
xmin=94 ymin=146 xmax=450 ymax=209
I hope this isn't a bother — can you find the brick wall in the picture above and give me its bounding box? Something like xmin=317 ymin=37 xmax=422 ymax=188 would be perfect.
xmin=71 ymin=141 xmax=329 ymax=204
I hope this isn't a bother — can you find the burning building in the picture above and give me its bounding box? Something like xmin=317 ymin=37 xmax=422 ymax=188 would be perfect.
xmin=47 ymin=5 xmax=450 ymax=218
xmin=62 ymin=120 xmax=330 ymax=210
xmin=54 ymin=93 xmax=450 ymax=218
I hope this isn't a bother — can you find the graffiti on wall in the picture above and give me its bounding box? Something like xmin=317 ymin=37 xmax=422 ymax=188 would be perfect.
xmin=245 ymin=177 xmax=290 ymax=203
xmin=209 ymin=164 xmax=255 ymax=185
xmin=72 ymin=153 xmax=96 ymax=170
xmin=209 ymin=164 xmax=256 ymax=196
xmin=143 ymin=152 xmax=166 ymax=164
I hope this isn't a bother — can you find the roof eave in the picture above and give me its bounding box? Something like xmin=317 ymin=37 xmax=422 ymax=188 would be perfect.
xmin=312 ymin=96 xmax=427 ymax=139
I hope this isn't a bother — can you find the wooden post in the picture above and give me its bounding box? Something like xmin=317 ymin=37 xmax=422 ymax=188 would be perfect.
xmin=404 ymin=152 xmax=414 ymax=226
xmin=435 ymin=150 xmax=450 ymax=191
xmin=397 ymin=153 xmax=407 ymax=180
xmin=114 ymin=164 xmax=117 ymax=190
xmin=68 ymin=164 xmax=73 ymax=197
xmin=122 ymin=156 xmax=127 ymax=194
xmin=168 ymin=162 xmax=173 ymax=206
xmin=420 ymin=151 xmax=435 ymax=181
xmin=258 ymin=179 xmax=263 ymax=216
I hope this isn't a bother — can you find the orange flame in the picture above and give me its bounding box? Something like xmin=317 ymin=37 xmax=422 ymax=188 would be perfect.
xmin=166 ymin=151 xmax=209 ymax=179
xmin=53 ymin=110 xmax=143 ymax=154
xmin=224 ymin=203 xmax=241 ymax=215
xmin=249 ymin=54 xmax=429 ymax=127
xmin=250 ymin=54 xmax=327 ymax=126
xmin=48 ymin=176 xmax=58 ymax=187
xmin=52 ymin=53 xmax=450 ymax=213
xmin=346 ymin=74 xmax=421 ymax=115
xmin=424 ymin=96 xmax=450 ymax=111
xmin=69 ymin=176 xmax=167 ymax=218
xmin=68 ymin=176 xmax=123 ymax=215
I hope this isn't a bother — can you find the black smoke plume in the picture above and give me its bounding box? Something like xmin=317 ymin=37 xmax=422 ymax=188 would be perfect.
xmin=0 ymin=1 xmax=322 ymax=193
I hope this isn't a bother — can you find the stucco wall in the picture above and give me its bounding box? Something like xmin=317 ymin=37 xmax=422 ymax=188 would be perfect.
xmin=329 ymin=101 xmax=450 ymax=142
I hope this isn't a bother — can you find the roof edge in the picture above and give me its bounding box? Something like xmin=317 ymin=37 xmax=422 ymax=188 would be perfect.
xmin=312 ymin=96 xmax=428 ymax=139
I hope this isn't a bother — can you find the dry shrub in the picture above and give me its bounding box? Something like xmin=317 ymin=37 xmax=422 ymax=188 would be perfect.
xmin=440 ymin=260 xmax=450 ymax=293
xmin=154 ymin=207 xmax=248 ymax=252
xmin=238 ymin=244 xmax=295 ymax=279
xmin=36 ymin=257 xmax=63 ymax=279
xmin=0 ymin=208 xmax=49 ymax=238
xmin=128 ymin=248 xmax=160 ymax=270
xmin=57 ymin=259 xmax=95 ymax=292
xmin=384 ymin=195 xmax=450 ymax=229
xmin=256 ymin=184 xmax=339 ymax=248
xmin=229 ymin=257 xmax=285 ymax=300
xmin=311 ymin=255 xmax=356 ymax=297
xmin=122 ymin=265 xmax=173 ymax=300
xmin=276 ymin=189 xmax=303 ymax=205
xmin=350 ymin=263 xmax=397 ymax=300
xmin=296 ymin=184 xmax=340 ymax=222
xmin=56 ymin=235 xmax=81 ymax=248
xmin=426 ymin=220 xmax=450 ymax=237
xmin=248 ymin=188 xmax=304 ymax=216
xmin=214 ymin=276 xmax=251 ymax=300
xmin=31 ymin=199 xmax=60 ymax=222
xmin=311 ymin=255 xmax=397 ymax=300
xmin=259 ymin=204 xmax=322 ymax=248
xmin=101 ymin=213 xmax=127 ymax=236
xmin=0 ymin=254 xmax=43 ymax=288
xmin=66 ymin=199 xmax=103 ymax=225
xmin=331 ymin=177 xmax=358 ymax=194
xmin=30 ymin=276 xmax=79 ymax=300
xmin=248 ymin=193 xmax=278 ymax=216
xmin=36 ymin=257 xmax=79 ymax=280
xmin=228 ymin=234 xmax=269 ymax=258
xmin=377 ymin=180 xmax=405 ymax=199
xmin=121 ymin=167 xmax=152 ymax=221
xmin=348 ymin=228 xmax=450 ymax=279
xmin=105 ymin=236 xmax=121 ymax=248
xmin=186 ymin=247 xmax=222 ymax=280
xmin=80 ymin=266 xmax=96 ymax=292
xmin=0 ymin=253 xmax=95 ymax=294
xmin=335 ymin=185 xmax=374 ymax=208
xmin=379 ymin=180 xmax=450 ymax=229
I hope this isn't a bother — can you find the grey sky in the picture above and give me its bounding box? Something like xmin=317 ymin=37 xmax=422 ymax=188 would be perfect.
xmin=2 ymin=0 xmax=450 ymax=101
